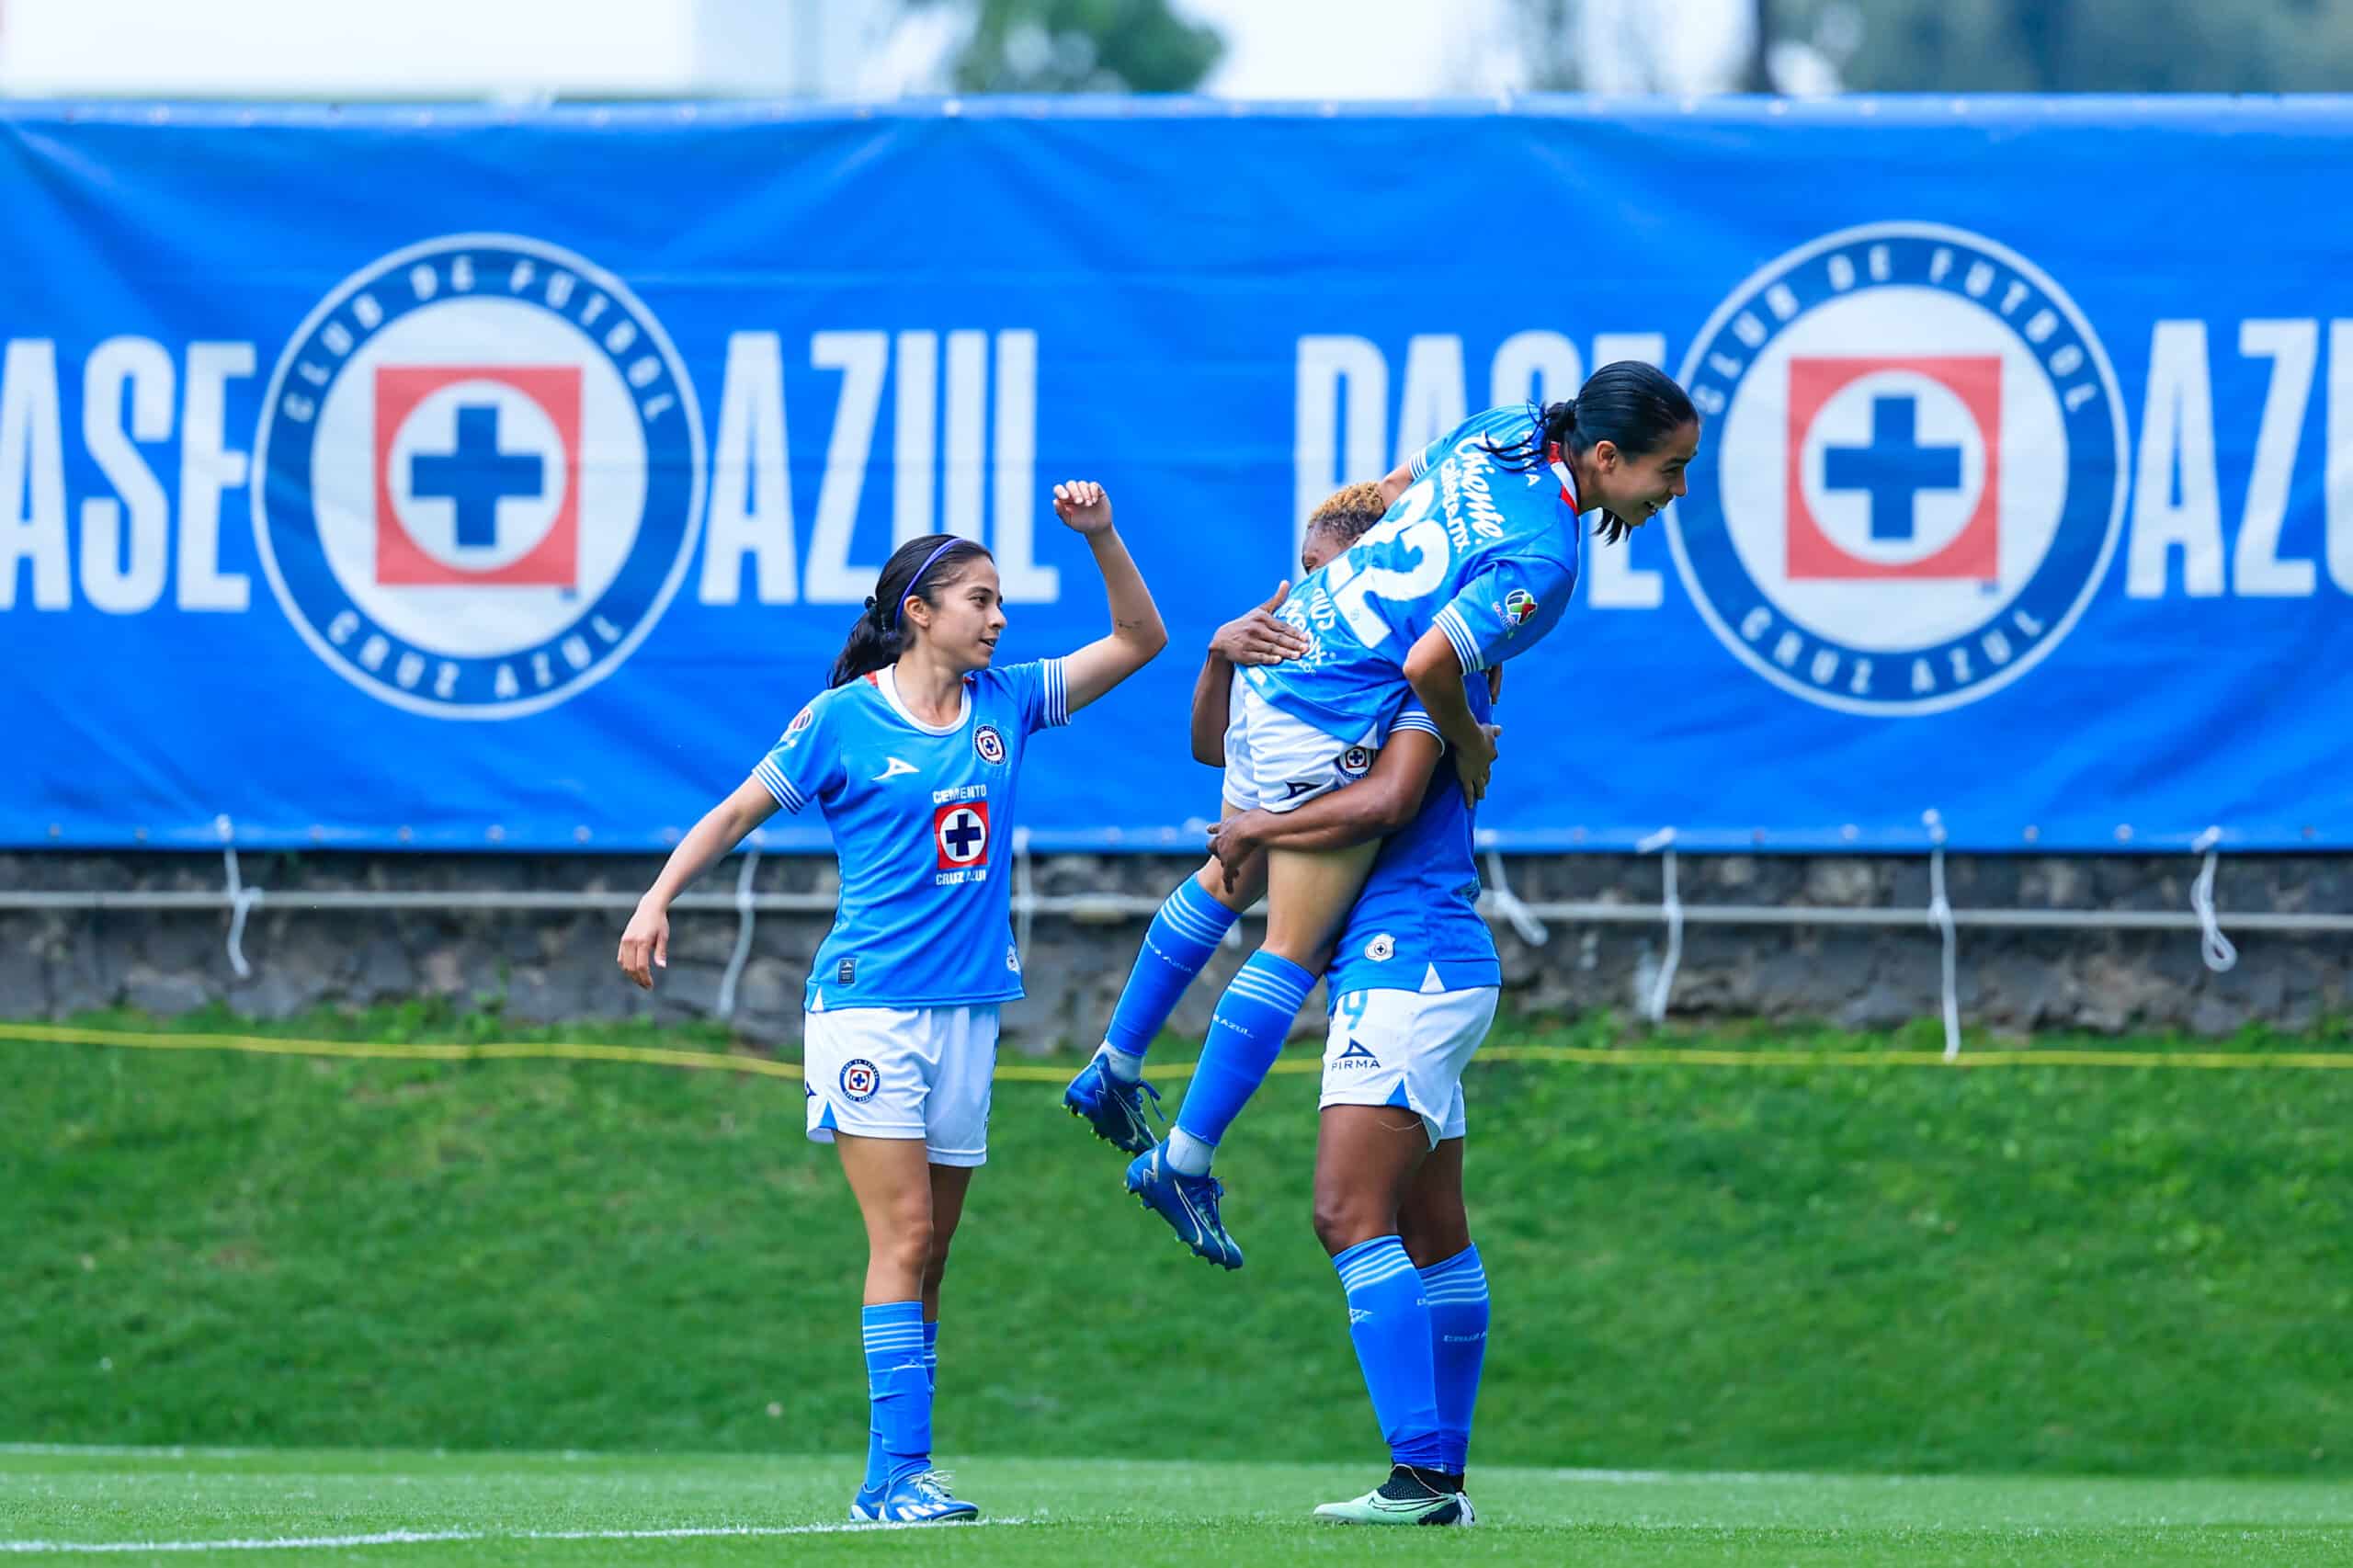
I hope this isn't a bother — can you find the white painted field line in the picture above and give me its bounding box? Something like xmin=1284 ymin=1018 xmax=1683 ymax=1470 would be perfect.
xmin=2 ymin=1519 xmax=1033 ymax=1553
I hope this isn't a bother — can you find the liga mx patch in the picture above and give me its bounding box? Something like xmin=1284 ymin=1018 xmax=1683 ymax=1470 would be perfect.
xmin=251 ymin=234 xmax=707 ymax=719
xmin=1669 ymin=222 xmax=2127 ymax=716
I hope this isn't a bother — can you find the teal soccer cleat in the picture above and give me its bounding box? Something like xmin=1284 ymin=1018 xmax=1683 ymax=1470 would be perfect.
xmin=1063 ymin=1051 xmax=1163 ymax=1155
xmin=1124 ymin=1141 xmax=1244 ymax=1269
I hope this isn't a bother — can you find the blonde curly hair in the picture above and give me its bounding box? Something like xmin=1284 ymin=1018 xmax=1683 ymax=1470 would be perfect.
xmin=1304 ymin=481 xmax=1388 ymax=550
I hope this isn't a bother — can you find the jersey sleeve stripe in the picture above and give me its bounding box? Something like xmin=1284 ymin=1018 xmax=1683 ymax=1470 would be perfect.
xmin=1433 ymin=605 xmax=1487 ymax=674
xmin=1043 ymin=657 xmax=1070 ymax=727
xmin=754 ymin=758 xmax=806 ymax=813
xmin=1390 ymin=712 xmax=1441 ymax=738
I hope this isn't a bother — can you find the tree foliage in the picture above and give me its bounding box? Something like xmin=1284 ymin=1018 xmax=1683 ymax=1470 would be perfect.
xmin=1782 ymin=0 xmax=2353 ymax=93
xmin=913 ymin=0 xmax=1225 ymax=94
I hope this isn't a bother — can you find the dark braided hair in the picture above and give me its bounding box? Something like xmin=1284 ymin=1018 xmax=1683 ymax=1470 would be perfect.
xmin=829 ymin=534 xmax=994 ymax=687
xmin=1479 ymin=361 xmax=1697 ymax=545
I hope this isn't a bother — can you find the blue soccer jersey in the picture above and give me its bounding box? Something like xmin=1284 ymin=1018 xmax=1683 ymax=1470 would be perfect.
xmin=1326 ymin=678 xmax=1501 ymax=997
xmin=754 ymin=659 xmax=1070 ymax=1011
xmin=1241 ymin=404 xmax=1581 ymax=744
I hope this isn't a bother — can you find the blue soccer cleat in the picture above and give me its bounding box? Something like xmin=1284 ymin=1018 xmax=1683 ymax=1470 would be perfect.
xmin=1124 ymin=1141 xmax=1244 ymax=1269
xmin=1063 ymin=1051 xmax=1163 ymax=1155
xmin=853 ymin=1469 xmax=978 ymax=1525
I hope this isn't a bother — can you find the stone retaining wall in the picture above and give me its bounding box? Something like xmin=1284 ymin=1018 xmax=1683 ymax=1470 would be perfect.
xmin=4 ymin=851 xmax=2345 ymax=1048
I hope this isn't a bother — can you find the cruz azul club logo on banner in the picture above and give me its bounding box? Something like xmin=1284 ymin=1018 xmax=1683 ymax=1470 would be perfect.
xmin=1669 ymin=222 xmax=2128 ymax=716
xmin=252 ymin=234 xmax=707 ymax=719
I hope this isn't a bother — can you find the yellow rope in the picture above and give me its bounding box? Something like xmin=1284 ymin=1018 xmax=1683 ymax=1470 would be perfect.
xmin=2 ymin=1021 xmax=2347 ymax=1078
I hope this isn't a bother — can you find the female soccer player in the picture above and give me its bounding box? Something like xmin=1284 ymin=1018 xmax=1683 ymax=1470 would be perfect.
xmin=1061 ymin=483 xmax=1389 ymax=1156
xmin=1206 ymin=671 xmax=1499 ymax=1526
xmin=616 ymin=482 xmax=1164 ymax=1525
xmin=1128 ymin=362 xmax=1699 ymax=1267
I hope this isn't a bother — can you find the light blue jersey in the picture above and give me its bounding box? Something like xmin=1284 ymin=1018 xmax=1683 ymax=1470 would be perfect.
xmin=1241 ymin=404 xmax=1582 ymax=744
xmin=1326 ymin=678 xmax=1501 ymax=997
xmin=755 ymin=659 xmax=1069 ymax=1010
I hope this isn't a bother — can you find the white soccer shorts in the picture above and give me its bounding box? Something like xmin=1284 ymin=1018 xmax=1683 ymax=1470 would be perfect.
xmin=1223 ymin=683 xmax=1378 ymax=814
xmin=1321 ymin=985 xmax=1500 ymax=1146
xmin=801 ymin=1004 xmax=999 ymax=1167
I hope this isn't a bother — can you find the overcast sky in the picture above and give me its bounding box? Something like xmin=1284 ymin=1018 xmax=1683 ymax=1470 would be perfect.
xmin=0 ymin=0 xmax=1760 ymax=99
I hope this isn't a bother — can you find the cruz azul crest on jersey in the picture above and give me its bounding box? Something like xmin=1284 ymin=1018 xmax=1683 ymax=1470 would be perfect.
xmin=933 ymin=796 xmax=991 ymax=881
xmin=252 ymin=234 xmax=707 ymax=719
xmin=839 ymin=1058 xmax=881 ymax=1102
xmin=1669 ymin=222 xmax=2127 ymax=716
xmin=973 ymin=723 xmax=1006 ymax=766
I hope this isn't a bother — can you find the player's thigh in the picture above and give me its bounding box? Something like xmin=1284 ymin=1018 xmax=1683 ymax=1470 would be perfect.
xmin=1399 ymin=1136 xmax=1472 ymax=1267
xmin=926 ymin=1163 xmax=975 ymax=1264
xmin=1262 ymin=841 xmax=1380 ymax=963
xmin=919 ymin=1006 xmax=998 ymax=1172
xmin=1193 ymin=836 xmax=1268 ymax=913
xmin=834 ymin=1131 xmax=937 ymax=1248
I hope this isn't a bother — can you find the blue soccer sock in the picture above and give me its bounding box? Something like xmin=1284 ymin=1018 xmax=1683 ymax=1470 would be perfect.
xmin=1334 ymin=1236 xmax=1447 ymax=1471
xmin=870 ymin=1315 xmax=942 ymax=1483
xmin=1102 ymin=877 xmax=1239 ymax=1076
xmin=1419 ymin=1244 xmax=1490 ymax=1474
xmin=861 ymin=1301 xmax=931 ymax=1488
xmin=1168 ymin=949 xmax=1314 ymax=1173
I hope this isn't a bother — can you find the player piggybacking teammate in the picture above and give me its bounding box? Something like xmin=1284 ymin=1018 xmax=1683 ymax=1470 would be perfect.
xmin=620 ymin=365 xmax=1700 ymax=1528
xmin=1078 ymin=365 xmax=1701 ymax=1524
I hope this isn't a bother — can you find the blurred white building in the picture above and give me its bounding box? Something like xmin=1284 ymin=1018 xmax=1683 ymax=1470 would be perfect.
xmin=0 ymin=0 xmax=899 ymax=99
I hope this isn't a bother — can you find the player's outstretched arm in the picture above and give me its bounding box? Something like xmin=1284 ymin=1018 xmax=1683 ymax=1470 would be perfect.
xmin=1188 ymin=581 xmax=1310 ymax=765
xmin=1201 ymin=731 xmax=1446 ymax=892
xmin=1050 ymin=480 xmax=1169 ymax=715
xmin=617 ymin=777 xmax=779 ymax=989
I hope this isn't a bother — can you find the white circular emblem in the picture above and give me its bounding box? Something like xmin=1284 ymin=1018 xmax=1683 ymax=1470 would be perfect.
xmin=974 ymin=723 xmax=1006 ymax=766
xmin=1338 ymin=744 xmax=1375 ymax=777
xmin=1365 ymin=933 xmax=1395 ymax=962
xmin=252 ymin=234 xmax=706 ymax=719
xmin=1669 ymin=222 xmax=2127 ymax=716
xmin=839 ymin=1058 xmax=880 ymax=1102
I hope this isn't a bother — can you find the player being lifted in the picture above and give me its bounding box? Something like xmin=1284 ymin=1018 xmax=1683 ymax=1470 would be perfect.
xmin=617 ymin=483 xmax=1163 ymax=1525
xmin=1089 ymin=363 xmax=1701 ymax=1267
xmin=1060 ymin=483 xmax=1390 ymax=1151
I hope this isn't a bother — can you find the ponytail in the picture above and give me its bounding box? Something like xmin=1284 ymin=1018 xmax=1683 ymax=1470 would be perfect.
xmin=1478 ymin=398 xmax=1578 ymax=474
xmin=1478 ymin=361 xmax=1698 ymax=545
xmin=828 ymin=533 xmax=993 ymax=687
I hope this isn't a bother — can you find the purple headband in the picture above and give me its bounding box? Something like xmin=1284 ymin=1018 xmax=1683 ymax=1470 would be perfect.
xmin=893 ymin=539 xmax=965 ymax=631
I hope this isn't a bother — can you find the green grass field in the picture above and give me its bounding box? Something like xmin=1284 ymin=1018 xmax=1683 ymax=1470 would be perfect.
xmin=7 ymin=1006 xmax=2352 ymax=1562
xmin=6 ymin=1447 xmax=2353 ymax=1564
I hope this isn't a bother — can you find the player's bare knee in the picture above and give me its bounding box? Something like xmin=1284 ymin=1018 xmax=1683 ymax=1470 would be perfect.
xmin=1312 ymin=1184 xmax=1392 ymax=1256
xmin=875 ymin=1214 xmax=934 ymax=1279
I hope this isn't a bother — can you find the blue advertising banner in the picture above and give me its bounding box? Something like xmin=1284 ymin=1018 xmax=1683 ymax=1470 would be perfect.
xmin=3 ymin=97 xmax=2348 ymax=852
